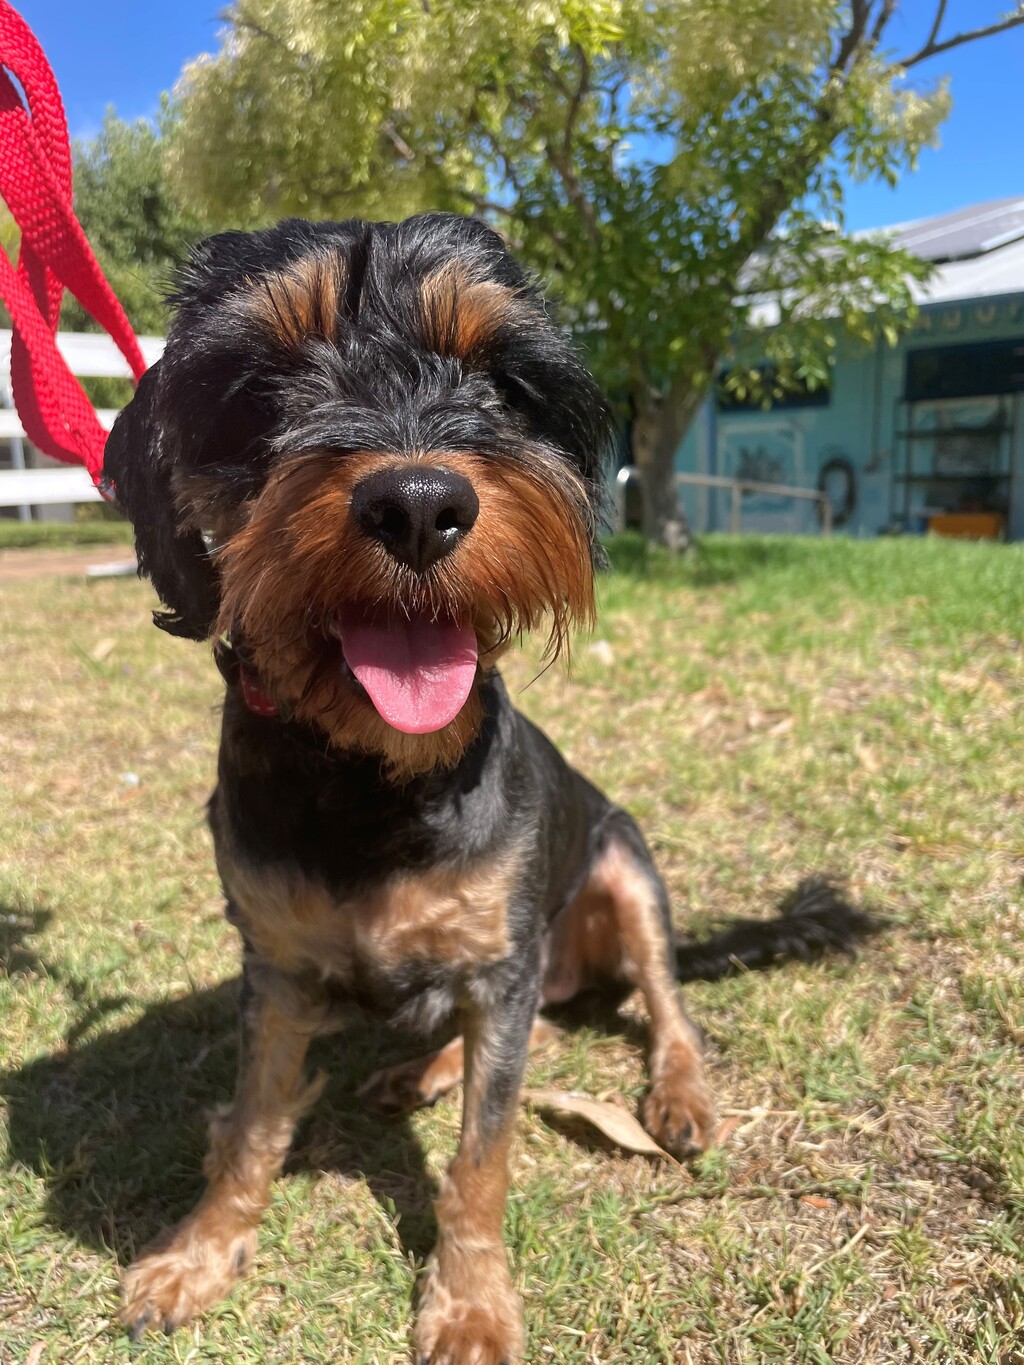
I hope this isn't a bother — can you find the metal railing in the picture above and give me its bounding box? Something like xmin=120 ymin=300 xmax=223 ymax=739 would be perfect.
xmin=614 ymin=466 xmax=832 ymax=535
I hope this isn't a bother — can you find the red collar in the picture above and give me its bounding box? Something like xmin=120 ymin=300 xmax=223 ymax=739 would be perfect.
xmin=239 ymin=665 xmax=280 ymax=718
xmin=213 ymin=639 xmax=281 ymax=718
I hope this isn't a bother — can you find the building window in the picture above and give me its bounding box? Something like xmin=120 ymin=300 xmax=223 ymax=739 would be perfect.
xmin=905 ymin=338 xmax=1024 ymax=402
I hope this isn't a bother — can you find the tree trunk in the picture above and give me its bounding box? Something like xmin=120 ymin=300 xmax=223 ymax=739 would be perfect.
xmin=631 ymin=379 xmax=708 ymax=548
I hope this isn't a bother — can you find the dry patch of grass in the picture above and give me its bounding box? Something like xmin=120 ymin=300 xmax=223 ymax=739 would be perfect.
xmin=1 ymin=534 xmax=1022 ymax=1363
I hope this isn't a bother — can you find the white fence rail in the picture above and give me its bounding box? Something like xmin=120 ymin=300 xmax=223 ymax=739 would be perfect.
xmin=0 ymin=330 xmax=163 ymax=516
xmin=0 ymin=465 xmax=106 ymax=507
xmin=614 ymin=466 xmax=832 ymax=536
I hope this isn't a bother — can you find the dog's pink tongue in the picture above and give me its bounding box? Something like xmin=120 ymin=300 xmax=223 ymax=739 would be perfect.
xmin=339 ymin=613 xmax=478 ymax=734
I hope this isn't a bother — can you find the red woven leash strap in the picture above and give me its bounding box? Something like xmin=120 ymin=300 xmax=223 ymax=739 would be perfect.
xmin=0 ymin=1 xmax=146 ymax=487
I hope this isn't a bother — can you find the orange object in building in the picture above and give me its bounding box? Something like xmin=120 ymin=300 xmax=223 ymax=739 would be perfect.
xmin=928 ymin=512 xmax=1004 ymax=540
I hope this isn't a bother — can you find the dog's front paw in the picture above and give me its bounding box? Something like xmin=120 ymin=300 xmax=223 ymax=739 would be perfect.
xmin=644 ymin=1054 xmax=716 ymax=1158
xmin=122 ymin=1217 xmax=256 ymax=1338
xmin=415 ymin=1247 xmax=524 ymax=1364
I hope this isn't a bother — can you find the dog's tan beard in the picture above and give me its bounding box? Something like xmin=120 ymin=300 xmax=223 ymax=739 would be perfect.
xmin=210 ymin=449 xmax=595 ymax=779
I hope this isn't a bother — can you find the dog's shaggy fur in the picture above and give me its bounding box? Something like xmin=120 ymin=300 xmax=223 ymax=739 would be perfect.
xmin=106 ymin=213 xmax=872 ymax=1363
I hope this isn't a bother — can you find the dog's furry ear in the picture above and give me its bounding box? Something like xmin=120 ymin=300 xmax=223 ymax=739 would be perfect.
xmin=495 ymin=319 xmax=614 ymax=486
xmin=103 ymin=363 xmax=220 ymax=640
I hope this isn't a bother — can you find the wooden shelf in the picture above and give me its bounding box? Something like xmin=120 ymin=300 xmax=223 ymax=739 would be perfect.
xmin=896 ymin=472 xmax=1011 ymax=483
xmin=895 ymin=426 xmax=1010 ymax=440
xmin=893 ymin=397 xmax=1013 ymax=526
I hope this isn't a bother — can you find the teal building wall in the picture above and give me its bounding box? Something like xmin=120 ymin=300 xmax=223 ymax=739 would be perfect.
xmin=675 ymin=291 xmax=1024 ymax=538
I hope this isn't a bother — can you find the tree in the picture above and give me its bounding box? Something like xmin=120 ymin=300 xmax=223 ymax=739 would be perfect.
xmin=168 ymin=0 xmax=1024 ymax=541
xmin=59 ymin=112 xmax=212 ymax=407
xmin=70 ymin=111 xmax=209 ymax=337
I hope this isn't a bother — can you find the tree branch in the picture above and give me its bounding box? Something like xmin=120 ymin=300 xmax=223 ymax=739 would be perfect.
xmin=831 ymin=0 xmax=872 ymax=74
xmin=543 ymin=140 xmax=601 ymax=247
xmin=377 ymin=120 xmax=519 ymax=226
xmin=471 ymin=128 xmax=573 ymax=257
xmin=541 ymin=44 xmax=602 ymax=249
xmin=923 ymin=0 xmax=948 ymax=52
xmin=563 ymin=44 xmax=590 ymax=159
xmin=459 ymin=190 xmax=518 ymax=221
xmin=738 ymin=0 xmax=904 ymax=261
xmin=234 ymin=15 xmax=305 ymax=59
xmin=380 ymin=121 xmax=415 ymax=161
xmin=479 ymin=127 xmax=527 ymax=200
xmin=900 ymin=7 xmax=1024 ymax=68
xmin=869 ymin=0 xmax=899 ymax=49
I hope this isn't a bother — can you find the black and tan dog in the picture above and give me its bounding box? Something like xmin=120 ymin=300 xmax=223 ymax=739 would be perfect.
xmin=106 ymin=213 xmax=869 ymax=1363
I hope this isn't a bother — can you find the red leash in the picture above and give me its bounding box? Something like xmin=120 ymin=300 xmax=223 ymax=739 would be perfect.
xmin=0 ymin=1 xmax=146 ymax=491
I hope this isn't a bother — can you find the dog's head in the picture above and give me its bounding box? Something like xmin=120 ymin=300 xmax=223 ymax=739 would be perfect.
xmin=105 ymin=213 xmax=611 ymax=776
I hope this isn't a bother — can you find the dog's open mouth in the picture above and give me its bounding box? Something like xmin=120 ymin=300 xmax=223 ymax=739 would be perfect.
xmin=332 ymin=608 xmax=478 ymax=735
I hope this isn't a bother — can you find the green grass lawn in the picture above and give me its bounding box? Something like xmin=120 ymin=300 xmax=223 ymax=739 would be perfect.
xmin=0 ymin=517 xmax=134 ymax=551
xmin=1 ymin=534 xmax=1022 ymax=1364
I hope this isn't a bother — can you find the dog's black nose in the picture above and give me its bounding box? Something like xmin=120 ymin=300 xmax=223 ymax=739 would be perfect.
xmin=351 ymin=465 xmax=479 ymax=574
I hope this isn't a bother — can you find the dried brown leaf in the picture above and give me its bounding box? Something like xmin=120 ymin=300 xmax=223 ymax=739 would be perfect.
xmin=89 ymin=637 xmax=117 ymax=663
xmin=524 ymin=1088 xmax=676 ymax=1162
xmin=767 ymin=715 xmax=795 ymax=737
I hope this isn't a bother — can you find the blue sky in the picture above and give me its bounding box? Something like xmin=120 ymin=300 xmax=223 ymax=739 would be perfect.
xmin=16 ymin=0 xmax=1024 ymax=232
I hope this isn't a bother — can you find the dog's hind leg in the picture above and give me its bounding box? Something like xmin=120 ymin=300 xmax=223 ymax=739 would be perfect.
xmin=122 ymin=963 xmax=325 ymax=1338
xmin=543 ymin=818 xmax=715 ymax=1157
xmin=358 ymin=1017 xmax=560 ymax=1114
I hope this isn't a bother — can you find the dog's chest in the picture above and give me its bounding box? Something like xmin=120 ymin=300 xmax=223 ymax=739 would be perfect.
xmin=220 ymin=852 xmax=514 ymax=987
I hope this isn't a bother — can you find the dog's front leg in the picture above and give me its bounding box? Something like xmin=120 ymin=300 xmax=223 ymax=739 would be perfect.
xmin=415 ymin=977 xmax=535 ymax=1365
xmin=122 ymin=962 xmax=325 ymax=1337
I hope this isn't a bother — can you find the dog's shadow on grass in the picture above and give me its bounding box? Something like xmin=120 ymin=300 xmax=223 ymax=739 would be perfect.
xmin=2 ymin=909 xmax=650 ymax=1271
xmin=2 ymin=914 xmax=441 ymax=1267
